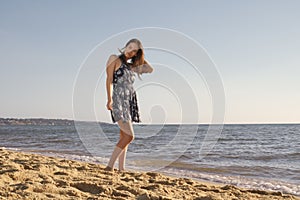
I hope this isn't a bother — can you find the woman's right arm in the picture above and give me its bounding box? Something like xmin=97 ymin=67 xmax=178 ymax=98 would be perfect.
xmin=106 ymin=54 xmax=117 ymax=110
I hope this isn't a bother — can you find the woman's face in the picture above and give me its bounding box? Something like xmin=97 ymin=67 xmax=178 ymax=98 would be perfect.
xmin=124 ymin=42 xmax=139 ymax=59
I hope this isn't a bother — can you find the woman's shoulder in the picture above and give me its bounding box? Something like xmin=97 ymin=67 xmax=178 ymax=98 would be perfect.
xmin=107 ymin=54 xmax=121 ymax=66
xmin=108 ymin=54 xmax=119 ymax=62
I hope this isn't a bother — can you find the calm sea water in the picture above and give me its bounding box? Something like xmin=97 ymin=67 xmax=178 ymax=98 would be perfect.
xmin=0 ymin=122 xmax=299 ymax=196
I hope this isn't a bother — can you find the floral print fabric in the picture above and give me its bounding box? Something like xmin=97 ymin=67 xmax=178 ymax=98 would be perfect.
xmin=111 ymin=62 xmax=141 ymax=123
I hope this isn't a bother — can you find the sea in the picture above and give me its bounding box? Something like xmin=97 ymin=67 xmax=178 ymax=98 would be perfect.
xmin=0 ymin=121 xmax=299 ymax=196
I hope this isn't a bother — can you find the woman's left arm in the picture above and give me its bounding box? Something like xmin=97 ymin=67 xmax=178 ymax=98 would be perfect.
xmin=142 ymin=60 xmax=154 ymax=73
xmin=133 ymin=60 xmax=154 ymax=74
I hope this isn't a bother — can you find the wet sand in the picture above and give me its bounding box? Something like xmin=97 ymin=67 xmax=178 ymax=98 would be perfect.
xmin=0 ymin=148 xmax=299 ymax=200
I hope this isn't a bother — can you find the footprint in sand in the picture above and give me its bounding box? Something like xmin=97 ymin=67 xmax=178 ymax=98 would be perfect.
xmin=70 ymin=182 xmax=107 ymax=195
xmin=53 ymin=171 xmax=69 ymax=176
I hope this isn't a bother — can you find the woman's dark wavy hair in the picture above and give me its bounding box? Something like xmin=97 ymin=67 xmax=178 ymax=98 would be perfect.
xmin=118 ymin=38 xmax=144 ymax=78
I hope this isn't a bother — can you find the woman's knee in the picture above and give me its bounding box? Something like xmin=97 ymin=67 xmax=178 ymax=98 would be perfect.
xmin=124 ymin=134 xmax=134 ymax=143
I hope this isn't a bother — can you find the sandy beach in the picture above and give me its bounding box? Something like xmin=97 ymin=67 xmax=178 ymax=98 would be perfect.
xmin=0 ymin=148 xmax=298 ymax=200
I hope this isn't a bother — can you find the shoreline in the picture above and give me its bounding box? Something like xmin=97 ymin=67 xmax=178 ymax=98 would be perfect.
xmin=0 ymin=148 xmax=299 ymax=200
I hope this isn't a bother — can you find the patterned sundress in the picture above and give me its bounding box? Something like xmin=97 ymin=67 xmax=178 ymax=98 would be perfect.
xmin=110 ymin=59 xmax=141 ymax=123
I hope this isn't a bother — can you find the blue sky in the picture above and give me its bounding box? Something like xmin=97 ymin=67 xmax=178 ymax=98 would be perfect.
xmin=0 ymin=0 xmax=299 ymax=124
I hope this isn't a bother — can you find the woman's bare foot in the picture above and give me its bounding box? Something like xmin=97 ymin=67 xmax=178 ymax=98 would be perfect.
xmin=104 ymin=166 xmax=113 ymax=171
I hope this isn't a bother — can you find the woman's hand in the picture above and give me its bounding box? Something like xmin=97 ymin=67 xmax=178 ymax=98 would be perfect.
xmin=106 ymin=99 xmax=113 ymax=110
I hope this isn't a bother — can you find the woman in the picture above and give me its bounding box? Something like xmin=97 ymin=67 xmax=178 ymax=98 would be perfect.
xmin=105 ymin=38 xmax=154 ymax=171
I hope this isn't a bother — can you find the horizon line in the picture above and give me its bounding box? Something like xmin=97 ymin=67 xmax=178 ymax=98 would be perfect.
xmin=1 ymin=117 xmax=299 ymax=125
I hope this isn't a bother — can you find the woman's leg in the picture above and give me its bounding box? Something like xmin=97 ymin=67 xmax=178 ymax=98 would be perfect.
xmin=106 ymin=120 xmax=134 ymax=171
xmin=119 ymin=147 xmax=128 ymax=171
xmin=118 ymin=130 xmax=128 ymax=171
xmin=106 ymin=146 xmax=123 ymax=171
xmin=116 ymin=120 xmax=134 ymax=148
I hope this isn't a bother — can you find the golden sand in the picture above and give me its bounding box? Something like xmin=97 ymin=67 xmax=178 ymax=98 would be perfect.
xmin=0 ymin=148 xmax=298 ymax=200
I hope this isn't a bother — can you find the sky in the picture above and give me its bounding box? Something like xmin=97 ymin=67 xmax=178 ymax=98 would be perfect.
xmin=0 ymin=0 xmax=299 ymax=124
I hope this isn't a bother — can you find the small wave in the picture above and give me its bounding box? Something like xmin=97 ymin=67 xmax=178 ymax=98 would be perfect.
xmin=0 ymin=146 xmax=21 ymax=151
xmin=178 ymin=154 xmax=192 ymax=160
